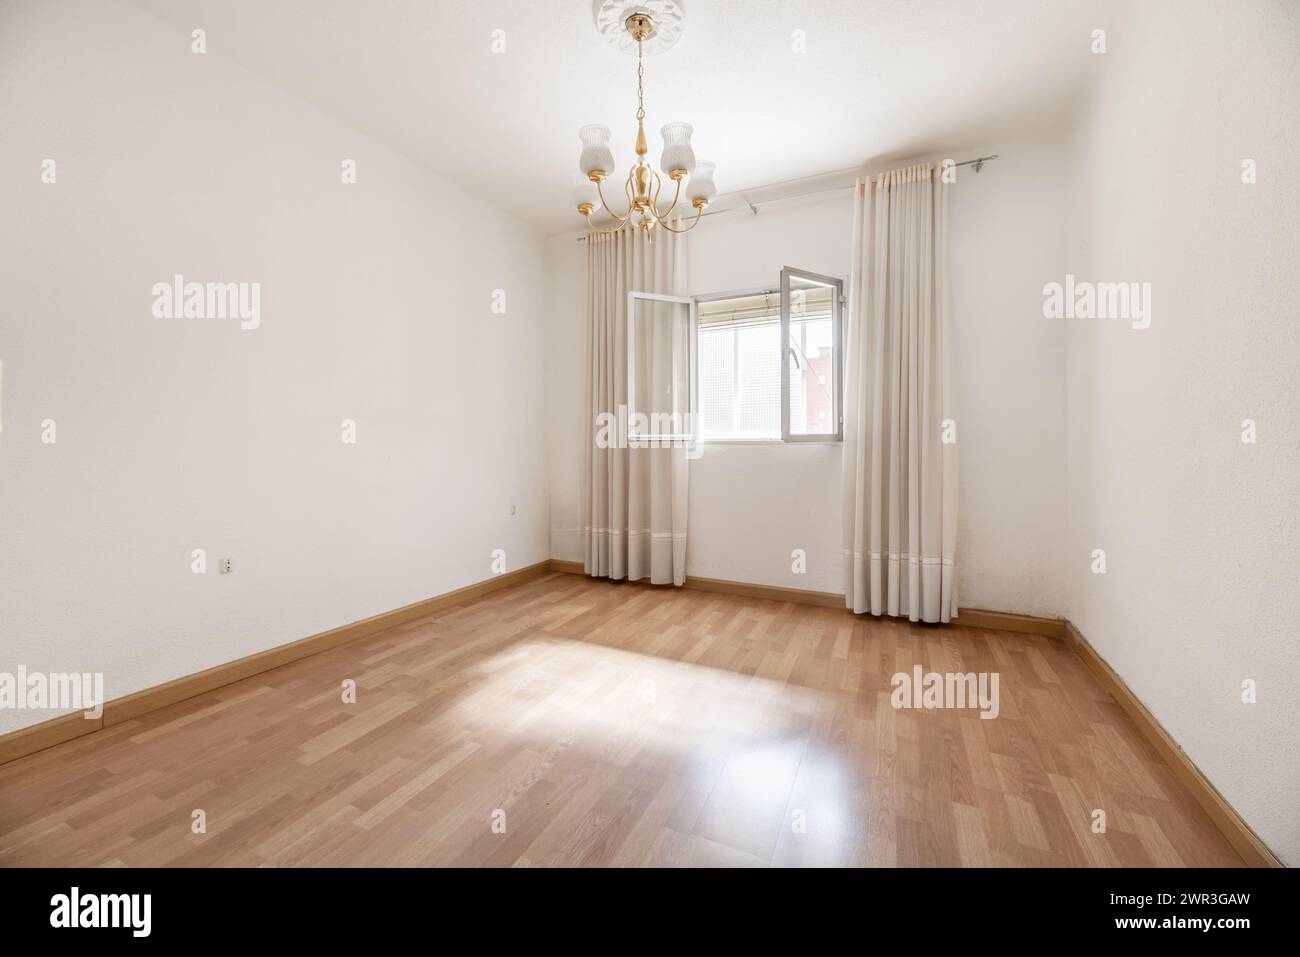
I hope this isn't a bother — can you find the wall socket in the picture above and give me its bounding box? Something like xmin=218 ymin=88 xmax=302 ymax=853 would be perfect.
xmin=220 ymin=558 xmax=233 ymax=574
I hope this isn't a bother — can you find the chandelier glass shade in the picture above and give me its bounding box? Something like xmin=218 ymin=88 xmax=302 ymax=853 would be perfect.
xmin=575 ymin=12 xmax=716 ymax=236
xmin=658 ymin=122 xmax=696 ymax=176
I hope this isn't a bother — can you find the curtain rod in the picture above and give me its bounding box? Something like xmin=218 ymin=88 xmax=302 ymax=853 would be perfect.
xmin=575 ymin=155 xmax=999 ymax=241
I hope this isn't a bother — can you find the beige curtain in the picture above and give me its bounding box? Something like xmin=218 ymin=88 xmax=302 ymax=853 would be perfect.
xmin=581 ymin=228 xmax=689 ymax=585
xmin=841 ymin=164 xmax=958 ymax=622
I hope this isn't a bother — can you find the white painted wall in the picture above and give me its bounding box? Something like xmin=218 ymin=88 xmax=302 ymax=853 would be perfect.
xmin=0 ymin=0 xmax=549 ymax=734
xmin=1063 ymin=0 xmax=1300 ymax=864
xmin=546 ymin=136 xmax=1069 ymax=613
xmin=542 ymin=232 xmax=588 ymax=573
xmin=948 ymin=139 xmax=1069 ymax=617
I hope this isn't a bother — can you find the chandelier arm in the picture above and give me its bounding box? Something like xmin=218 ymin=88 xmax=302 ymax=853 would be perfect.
xmin=646 ymin=167 xmax=663 ymax=222
xmin=654 ymin=176 xmax=683 ymax=221
xmin=594 ymin=176 xmax=633 ymax=224
xmin=584 ymin=211 xmax=630 ymax=236
xmin=656 ymin=205 xmax=705 ymax=234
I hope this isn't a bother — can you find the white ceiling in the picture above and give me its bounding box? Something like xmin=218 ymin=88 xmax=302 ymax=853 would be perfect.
xmin=128 ymin=0 xmax=1106 ymax=234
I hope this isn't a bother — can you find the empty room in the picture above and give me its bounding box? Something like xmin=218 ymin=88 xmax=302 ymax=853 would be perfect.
xmin=1 ymin=0 xmax=1297 ymax=934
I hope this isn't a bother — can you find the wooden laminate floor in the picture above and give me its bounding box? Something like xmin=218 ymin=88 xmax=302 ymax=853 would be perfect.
xmin=0 ymin=573 xmax=1242 ymax=867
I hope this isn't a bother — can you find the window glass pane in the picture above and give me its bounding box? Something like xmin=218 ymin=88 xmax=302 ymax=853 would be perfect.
xmin=699 ymin=326 xmax=735 ymax=436
xmin=737 ymin=321 xmax=780 ymax=437
xmin=628 ymin=295 xmax=693 ymax=438
xmin=786 ymin=277 xmax=837 ymax=436
xmin=697 ymin=294 xmax=781 ymax=440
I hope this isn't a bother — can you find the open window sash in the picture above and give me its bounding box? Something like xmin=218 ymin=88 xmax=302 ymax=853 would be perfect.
xmin=626 ymin=291 xmax=698 ymax=442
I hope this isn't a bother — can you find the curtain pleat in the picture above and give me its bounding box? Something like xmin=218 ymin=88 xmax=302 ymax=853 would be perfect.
xmin=580 ymin=227 xmax=689 ymax=586
xmin=842 ymin=164 xmax=958 ymax=622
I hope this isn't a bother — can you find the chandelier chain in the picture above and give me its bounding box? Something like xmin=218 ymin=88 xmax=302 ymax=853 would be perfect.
xmin=635 ymin=38 xmax=645 ymax=122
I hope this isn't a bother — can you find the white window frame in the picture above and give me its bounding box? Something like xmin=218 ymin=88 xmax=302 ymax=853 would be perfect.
xmin=691 ymin=273 xmax=844 ymax=445
xmin=626 ymin=290 xmax=698 ymax=442
xmin=780 ymin=266 xmax=844 ymax=443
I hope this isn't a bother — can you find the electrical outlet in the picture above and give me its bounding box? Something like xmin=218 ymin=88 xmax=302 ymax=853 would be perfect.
xmin=220 ymin=558 xmax=232 ymax=574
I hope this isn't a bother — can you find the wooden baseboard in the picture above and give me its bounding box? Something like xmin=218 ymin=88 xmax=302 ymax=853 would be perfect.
xmin=550 ymin=560 xmax=844 ymax=607
xmin=1065 ymin=621 xmax=1281 ymax=868
xmin=548 ymin=561 xmax=1064 ymax=637
xmin=0 ymin=711 xmax=102 ymax=767
xmin=955 ymin=608 xmax=1066 ymax=639
xmin=0 ymin=561 xmax=552 ymax=764
xmin=684 ymin=575 xmax=845 ymax=608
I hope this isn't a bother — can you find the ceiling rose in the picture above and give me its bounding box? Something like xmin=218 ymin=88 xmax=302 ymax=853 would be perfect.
xmin=592 ymin=0 xmax=686 ymax=56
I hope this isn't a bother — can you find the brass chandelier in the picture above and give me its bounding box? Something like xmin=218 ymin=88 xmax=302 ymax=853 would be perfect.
xmin=573 ymin=10 xmax=717 ymax=236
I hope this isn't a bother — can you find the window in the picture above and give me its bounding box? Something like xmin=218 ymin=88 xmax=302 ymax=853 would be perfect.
xmin=626 ymin=291 xmax=696 ymax=441
xmin=696 ymin=267 xmax=842 ymax=442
